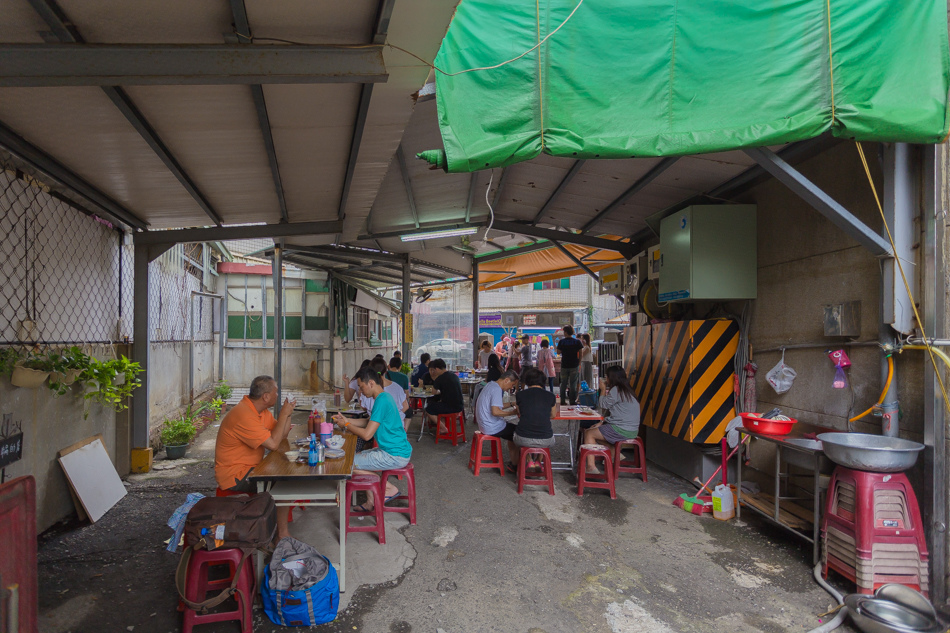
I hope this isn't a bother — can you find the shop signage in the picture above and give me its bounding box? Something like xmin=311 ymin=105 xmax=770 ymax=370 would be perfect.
xmin=523 ymin=314 xmax=537 ymax=325
xmin=0 ymin=433 xmax=23 ymax=469
xmin=479 ymin=313 xmax=502 ymax=327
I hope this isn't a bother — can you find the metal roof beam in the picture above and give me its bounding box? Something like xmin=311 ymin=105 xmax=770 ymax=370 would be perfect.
xmin=0 ymin=44 xmax=388 ymax=86
xmin=491 ymin=167 xmax=510 ymax=210
xmin=358 ymin=220 xmax=483 ymax=241
xmin=396 ymin=144 xmax=420 ymax=228
xmin=551 ymin=240 xmax=600 ymax=282
xmin=134 ymin=220 xmax=342 ymax=245
xmin=287 ymin=243 xmax=408 ymax=265
xmin=475 ymin=241 xmax=554 ymax=263
xmin=533 ymin=159 xmax=584 ymax=224
xmin=27 ymin=0 xmax=223 ymax=226
xmin=338 ymin=83 xmax=374 ymax=223
xmin=581 ymin=157 xmax=678 ymax=233
xmin=744 ymin=146 xmax=891 ymax=257
xmin=0 ymin=120 xmax=147 ymax=230
xmin=464 ymin=173 xmax=478 ymax=222
xmin=230 ymin=0 xmax=289 ymax=223
xmin=490 ymin=220 xmax=636 ymax=258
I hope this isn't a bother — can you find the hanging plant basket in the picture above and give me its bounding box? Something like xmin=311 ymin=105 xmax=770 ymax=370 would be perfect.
xmin=11 ymin=365 xmax=50 ymax=388
xmin=51 ymin=369 xmax=82 ymax=386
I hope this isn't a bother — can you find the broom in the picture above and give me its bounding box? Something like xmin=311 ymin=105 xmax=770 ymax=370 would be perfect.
xmin=672 ymin=436 xmax=749 ymax=515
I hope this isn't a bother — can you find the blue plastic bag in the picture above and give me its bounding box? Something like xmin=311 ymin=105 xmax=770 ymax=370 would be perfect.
xmin=261 ymin=555 xmax=339 ymax=626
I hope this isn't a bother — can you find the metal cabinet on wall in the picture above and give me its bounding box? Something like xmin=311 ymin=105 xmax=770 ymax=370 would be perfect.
xmin=623 ymin=320 xmax=739 ymax=444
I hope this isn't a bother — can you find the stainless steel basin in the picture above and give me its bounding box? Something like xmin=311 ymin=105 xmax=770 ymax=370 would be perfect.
xmin=782 ymin=438 xmax=822 ymax=450
xmin=817 ymin=432 xmax=924 ymax=472
xmin=779 ymin=438 xmax=834 ymax=473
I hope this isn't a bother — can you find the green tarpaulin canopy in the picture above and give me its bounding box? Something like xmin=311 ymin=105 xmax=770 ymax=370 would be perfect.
xmin=420 ymin=0 xmax=950 ymax=173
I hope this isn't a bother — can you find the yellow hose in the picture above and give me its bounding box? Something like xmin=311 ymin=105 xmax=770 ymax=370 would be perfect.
xmin=849 ymin=355 xmax=894 ymax=422
xmin=904 ymin=345 xmax=950 ymax=371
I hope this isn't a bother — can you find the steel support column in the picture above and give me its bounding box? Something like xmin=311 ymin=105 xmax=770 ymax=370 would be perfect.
xmin=328 ymin=271 xmax=336 ymax=388
xmin=552 ymin=240 xmax=600 ymax=282
xmin=744 ymin=146 xmax=892 ymax=256
xmin=219 ymin=274 xmax=227 ymax=381
xmin=131 ymin=243 xmax=150 ymax=448
xmin=922 ymin=143 xmax=947 ymax=603
xmin=472 ymin=261 xmax=479 ymax=366
xmin=272 ymin=241 xmax=283 ymax=413
xmin=402 ymin=258 xmax=411 ymax=360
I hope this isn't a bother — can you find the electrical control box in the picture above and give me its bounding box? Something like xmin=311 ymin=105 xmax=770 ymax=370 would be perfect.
xmin=623 ymin=253 xmax=646 ymax=313
xmin=599 ymin=265 xmax=624 ymax=295
xmin=647 ymin=245 xmax=661 ymax=280
xmin=658 ymin=205 xmax=757 ymax=302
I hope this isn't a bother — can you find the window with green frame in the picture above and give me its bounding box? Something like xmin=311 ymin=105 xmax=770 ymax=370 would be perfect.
xmin=533 ymin=278 xmax=570 ymax=290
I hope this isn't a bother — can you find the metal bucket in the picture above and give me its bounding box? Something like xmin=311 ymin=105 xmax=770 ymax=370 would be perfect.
xmin=816 ymin=432 xmax=923 ymax=472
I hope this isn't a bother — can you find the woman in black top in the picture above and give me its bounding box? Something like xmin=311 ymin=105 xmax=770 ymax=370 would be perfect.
xmin=486 ymin=353 xmax=502 ymax=382
xmin=514 ymin=367 xmax=557 ymax=470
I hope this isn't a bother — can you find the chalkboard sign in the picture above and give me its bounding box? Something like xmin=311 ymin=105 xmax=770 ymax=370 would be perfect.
xmin=0 ymin=433 xmax=23 ymax=468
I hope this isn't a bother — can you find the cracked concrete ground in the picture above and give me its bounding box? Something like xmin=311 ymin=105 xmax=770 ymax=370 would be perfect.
xmin=37 ymin=408 xmax=857 ymax=632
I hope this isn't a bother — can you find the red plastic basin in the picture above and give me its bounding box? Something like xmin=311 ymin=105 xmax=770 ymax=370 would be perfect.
xmin=740 ymin=413 xmax=797 ymax=436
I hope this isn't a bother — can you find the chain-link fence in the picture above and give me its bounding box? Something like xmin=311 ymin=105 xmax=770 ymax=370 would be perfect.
xmin=0 ymin=152 xmax=130 ymax=354
xmin=149 ymin=243 xmax=217 ymax=344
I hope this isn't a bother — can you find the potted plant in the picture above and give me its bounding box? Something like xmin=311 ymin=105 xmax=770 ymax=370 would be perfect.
xmin=81 ymin=355 xmax=143 ymax=412
xmin=11 ymin=352 xmax=53 ymax=388
xmin=48 ymin=346 xmax=91 ymax=396
xmin=0 ymin=348 xmax=18 ymax=379
xmin=160 ymin=416 xmax=197 ymax=459
xmin=214 ymin=381 xmax=233 ymax=413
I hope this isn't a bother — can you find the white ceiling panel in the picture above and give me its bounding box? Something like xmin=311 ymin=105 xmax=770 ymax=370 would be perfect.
xmin=0 ymin=87 xmax=206 ymax=228
xmin=57 ymin=0 xmax=231 ymax=43
xmin=122 ymin=85 xmax=280 ymax=226
xmin=245 ymin=0 xmax=379 ymax=45
xmin=1 ymin=0 xmax=49 ymax=43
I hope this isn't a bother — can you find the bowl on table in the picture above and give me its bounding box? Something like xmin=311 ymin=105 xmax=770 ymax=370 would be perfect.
xmin=284 ymin=450 xmax=302 ymax=460
xmin=326 ymin=435 xmax=345 ymax=450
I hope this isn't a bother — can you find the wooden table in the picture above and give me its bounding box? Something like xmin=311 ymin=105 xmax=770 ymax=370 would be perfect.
xmin=248 ymin=427 xmax=357 ymax=592
xmin=551 ymin=406 xmax=603 ymax=472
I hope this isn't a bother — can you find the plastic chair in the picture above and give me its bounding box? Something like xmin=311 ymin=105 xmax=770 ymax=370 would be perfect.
xmin=435 ymin=411 xmax=466 ymax=446
xmin=613 ymin=437 xmax=647 ymax=482
xmin=345 ymin=474 xmax=386 ymax=544
xmin=380 ymin=463 xmax=417 ymax=525
xmin=469 ymin=432 xmax=505 ymax=477
xmin=181 ymin=547 xmax=254 ymax=633
xmin=577 ymin=445 xmax=616 ymax=499
xmin=517 ymin=447 xmax=554 ymax=495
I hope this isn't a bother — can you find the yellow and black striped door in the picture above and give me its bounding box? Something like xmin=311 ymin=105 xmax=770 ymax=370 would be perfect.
xmin=682 ymin=320 xmax=740 ymax=444
xmin=625 ymin=325 xmax=653 ymax=428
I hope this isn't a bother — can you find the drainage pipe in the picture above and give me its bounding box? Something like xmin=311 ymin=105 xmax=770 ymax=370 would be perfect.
xmin=805 ymin=563 xmax=847 ymax=633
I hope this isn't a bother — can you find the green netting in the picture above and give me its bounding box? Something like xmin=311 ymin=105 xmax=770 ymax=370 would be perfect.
xmin=421 ymin=0 xmax=950 ymax=173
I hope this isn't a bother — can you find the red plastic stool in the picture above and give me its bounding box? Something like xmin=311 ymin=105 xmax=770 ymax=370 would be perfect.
xmin=345 ymin=474 xmax=386 ymax=544
xmin=613 ymin=437 xmax=647 ymax=482
xmin=435 ymin=411 xmax=466 ymax=446
xmin=517 ymin=447 xmax=555 ymax=495
xmin=215 ymin=487 xmax=249 ymax=497
xmin=469 ymin=432 xmax=505 ymax=477
xmin=181 ymin=547 xmax=254 ymax=633
xmin=380 ymin=463 xmax=417 ymax=525
xmin=578 ymin=445 xmax=616 ymax=499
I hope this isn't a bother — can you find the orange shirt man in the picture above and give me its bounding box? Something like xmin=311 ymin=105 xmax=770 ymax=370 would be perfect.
xmin=214 ymin=375 xmax=295 ymax=538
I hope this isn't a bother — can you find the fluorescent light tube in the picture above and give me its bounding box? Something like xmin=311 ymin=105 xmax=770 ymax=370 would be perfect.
xmin=400 ymin=227 xmax=479 ymax=242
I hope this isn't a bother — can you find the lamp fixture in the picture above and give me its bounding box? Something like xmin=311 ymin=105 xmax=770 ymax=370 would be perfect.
xmin=400 ymin=227 xmax=479 ymax=242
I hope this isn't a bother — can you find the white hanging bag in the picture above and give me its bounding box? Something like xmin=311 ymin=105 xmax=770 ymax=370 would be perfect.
xmin=765 ymin=349 xmax=797 ymax=395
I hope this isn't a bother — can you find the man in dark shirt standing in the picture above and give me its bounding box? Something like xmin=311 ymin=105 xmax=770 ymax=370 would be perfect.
xmin=556 ymin=325 xmax=584 ymax=405
xmin=425 ymin=358 xmax=464 ymax=433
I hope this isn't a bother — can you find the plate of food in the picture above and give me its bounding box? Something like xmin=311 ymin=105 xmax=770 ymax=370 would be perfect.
xmin=325 ymin=448 xmax=345 ymax=459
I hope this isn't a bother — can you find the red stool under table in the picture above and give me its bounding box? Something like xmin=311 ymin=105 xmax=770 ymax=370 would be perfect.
xmin=181 ymin=547 xmax=254 ymax=633
xmin=215 ymin=487 xmax=249 ymax=497
xmin=517 ymin=447 xmax=555 ymax=495
xmin=380 ymin=463 xmax=417 ymax=525
xmin=578 ymin=445 xmax=616 ymax=499
xmin=345 ymin=474 xmax=386 ymax=544
xmin=435 ymin=411 xmax=466 ymax=446
xmin=613 ymin=437 xmax=647 ymax=482
xmin=469 ymin=432 xmax=505 ymax=477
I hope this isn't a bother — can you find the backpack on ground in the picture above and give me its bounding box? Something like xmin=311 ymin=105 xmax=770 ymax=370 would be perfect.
xmin=261 ymin=537 xmax=339 ymax=626
xmin=175 ymin=492 xmax=277 ymax=613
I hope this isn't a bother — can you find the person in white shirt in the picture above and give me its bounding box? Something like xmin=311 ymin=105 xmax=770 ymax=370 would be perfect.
xmin=475 ymin=370 xmax=521 ymax=472
xmin=477 ymin=340 xmax=493 ymax=369
xmin=371 ymin=358 xmax=410 ymax=428
xmin=344 ymin=359 xmax=374 ymax=410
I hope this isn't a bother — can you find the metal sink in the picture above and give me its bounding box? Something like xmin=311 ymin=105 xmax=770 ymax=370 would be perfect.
xmin=782 ymin=438 xmax=823 ymax=451
xmin=778 ymin=438 xmax=834 ymax=473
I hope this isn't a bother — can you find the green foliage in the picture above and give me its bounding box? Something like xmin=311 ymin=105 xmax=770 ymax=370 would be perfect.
xmin=19 ymin=353 xmax=54 ymax=372
xmin=159 ymin=416 xmax=197 ymax=446
xmin=210 ymin=398 xmax=224 ymax=416
xmin=400 ymin=362 xmax=411 ymax=375
xmin=214 ymin=381 xmax=233 ymax=400
xmin=0 ymin=348 xmax=18 ymax=377
xmin=47 ymin=346 xmax=92 ymax=396
xmin=81 ymin=355 xmax=143 ymax=412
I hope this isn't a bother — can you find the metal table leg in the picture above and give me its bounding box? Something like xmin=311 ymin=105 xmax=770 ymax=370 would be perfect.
xmin=338 ymin=479 xmax=346 ymax=592
xmin=813 ymin=454 xmax=821 ymax=566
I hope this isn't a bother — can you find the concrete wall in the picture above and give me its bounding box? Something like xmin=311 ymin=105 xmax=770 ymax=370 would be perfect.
xmin=148 ymin=339 xmax=219 ymax=435
xmin=0 ymin=372 xmax=121 ymax=532
xmin=735 ymin=142 xmax=924 ymax=442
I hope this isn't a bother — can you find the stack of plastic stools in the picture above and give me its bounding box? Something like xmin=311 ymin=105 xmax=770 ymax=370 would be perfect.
xmin=469 ymin=432 xmax=505 ymax=477
xmin=345 ymin=474 xmax=386 ymax=544
xmin=435 ymin=411 xmax=466 ymax=445
xmin=181 ymin=547 xmax=254 ymax=633
xmin=577 ymin=445 xmax=616 ymax=499
xmin=517 ymin=447 xmax=555 ymax=495
xmin=821 ymin=466 xmax=929 ymax=596
xmin=380 ymin=463 xmax=417 ymax=525
xmin=613 ymin=437 xmax=647 ymax=482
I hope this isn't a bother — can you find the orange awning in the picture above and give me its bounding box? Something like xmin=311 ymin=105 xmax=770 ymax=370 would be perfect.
xmin=478 ymin=242 xmax=626 ymax=290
